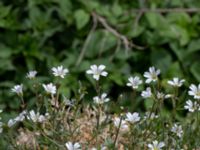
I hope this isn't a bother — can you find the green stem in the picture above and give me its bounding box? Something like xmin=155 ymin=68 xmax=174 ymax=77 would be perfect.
xmin=114 ymin=115 xmax=123 ymax=147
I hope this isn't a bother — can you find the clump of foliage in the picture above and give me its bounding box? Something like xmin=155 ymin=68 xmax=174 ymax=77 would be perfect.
xmin=1 ymin=0 xmax=200 ymax=115
xmin=0 ymin=65 xmax=200 ymax=149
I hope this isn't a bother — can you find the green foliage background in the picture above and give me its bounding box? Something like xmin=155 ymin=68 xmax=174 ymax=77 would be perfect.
xmin=1 ymin=0 xmax=200 ymax=116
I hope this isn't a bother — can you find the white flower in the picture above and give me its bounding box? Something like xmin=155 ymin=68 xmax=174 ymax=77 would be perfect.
xmin=93 ymin=93 xmax=110 ymax=104
xmin=141 ymin=87 xmax=152 ymax=98
xmin=8 ymin=110 xmax=27 ymax=127
xmin=86 ymin=65 xmax=108 ymax=81
xmin=113 ymin=117 xmax=129 ymax=131
xmin=26 ymin=70 xmax=37 ymax=79
xmin=11 ymin=84 xmax=23 ymax=95
xmin=148 ymin=140 xmax=165 ymax=150
xmin=52 ymin=65 xmax=69 ymax=78
xmin=43 ymin=83 xmax=56 ymax=95
xmin=184 ymin=100 xmax=199 ymax=112
xmin=144 ymin=66 xmax=160 ymax=83
xmin=27 ymin=110 xmax=46 ymax=123
xmin=167 ymin=77 xmax=185 ymax=87
xmin=63 ymin=97 xmax=75 ymax=107
xmin=127 ymin=76 xmax=143 ymax=89
xmin=188 ymin=84 xmax=200 ymax=99
xmin=171 ymin=123 xmax=183 ymax=138
xmin=126 ymin=112 xmax=140 ymax=123
xmin=156 ymin=92 xmax=165 ymax=100
xmin=165 ymin=94 xmax=173 ymax=99
xmin=8 ymin=119 xmax=17 ymax=127
xmin=15 ymin=110 xmax=27 ymax=122
xmin=65 ymin=142 xmax=81 ymax=150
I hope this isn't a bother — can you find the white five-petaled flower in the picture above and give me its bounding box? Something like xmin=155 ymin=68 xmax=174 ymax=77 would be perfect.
xmin=113 ymin=117 xmax=129 ymax=131
xmin=7 ymin=110 xmax=27 ymax=127
xmin=11 ymin=84 xmax=23 ymax=95
xmin=171 ymin=123 xmax=183 ymax=138
xmin=26 ymin=70 xmax=37 ymax=79
xmin=52 ymin=65 xmax=69 ymax=78
xmin=141 ymin=87 xmax=152 ymax=98
xmin=86 ymin=65 xmax=108 ymax=81
xmin=126 ymin=112 xmax=140 ymax=123
xmin=43 ymin=83 xmax=56 ymax=95
xmin=7 ymin=119 xmax=17 ymax=127
xmin=93 ymin=93 xmax=110 ymax=104
xmin=156 ymin=92 xmax=165 ymax=100
xmin=147 ymin=140 xmax=165 ymax=150
xmin=144 ymin=66 xmax=160 ymax=84
xmin=27 ymin=110 xmax=47 ymax=123
xmin=65 ymin=142 xmax=81 ymax=150
xmin=126 ymin=76 xmax=143 ymax=89
xmin=188 ymin=84 xmax=200 ymax=99
xmin=184 ymin=100 xmax=199 ymax=112
xmin=168 ymin=77 xmax=185 ymax=87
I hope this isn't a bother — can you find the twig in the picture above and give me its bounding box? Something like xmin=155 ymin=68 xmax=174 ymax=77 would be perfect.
xmin=76 ymin=14 xmax=98 ymax=66
xmin=131 ymin=8 xmax=200 ymax=13
xmin=92 ymin=12 xmax=145 ymax=51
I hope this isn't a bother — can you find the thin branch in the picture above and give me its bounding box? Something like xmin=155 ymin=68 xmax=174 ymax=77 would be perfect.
xmin=131 ymin=8 xmax=200 ymax=13
xmin=92 ymin=12 xmax=145 ymax=51
xmin=76 ymin=14 xmax=98 ymax=66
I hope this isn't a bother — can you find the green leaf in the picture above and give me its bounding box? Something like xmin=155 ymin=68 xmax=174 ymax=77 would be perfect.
xmin=112 ymin=3 xmax=123 ymax=17
xmin=166 ymin=62 xmax=184 ymax=78
xmin=187 ymin=39 xmax=200 ymax=54
xmin=74 ymin=9 xmax=90 ymax=30
xmin=144 ymin=98 xmax=154 ymax=109
xmin=0 ymin=45 xmax=12 ymax=58
xmin=190 ymin=62 xmax=200 ymax=82
xmin=0 ymin=4 xmax=11 ymax=18
xmin=150 ymin=49 xmax=172 ymax=75
xmin=145 ymin=12 xmax=167 ymax=29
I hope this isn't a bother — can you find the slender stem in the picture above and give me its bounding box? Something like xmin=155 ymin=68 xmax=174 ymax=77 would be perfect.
xmin=114 ymin=115 xmax=123 ymax=147
xmin=19 ymin=95 xmax=25 ymax=109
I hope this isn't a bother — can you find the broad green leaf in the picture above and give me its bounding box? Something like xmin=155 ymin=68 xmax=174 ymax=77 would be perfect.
xmin=74 ymin=9 xmax=90 ymax=30
xmin=145 ymin=12 xmax=167 ymax=29
xmin=166 ymin=62 xmax=184 ymax=78
xmin=150 ymin=49 xmax=172 ymax=75
xmin=187 ymin=39 xmax=200 ymax=54
xmin=112 ymin=3 xmax=123 ymax=17
xmin=190 ymin=62 xmax=200 ymax=82
xmin=0 ymin=45 xmax=12 ymax=58
xmin=0 ymin=4 xmax=11 ymax=18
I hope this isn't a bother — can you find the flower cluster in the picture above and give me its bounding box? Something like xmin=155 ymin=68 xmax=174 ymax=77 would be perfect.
xmin=3 ymin=65 xmax=200 ymax=149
